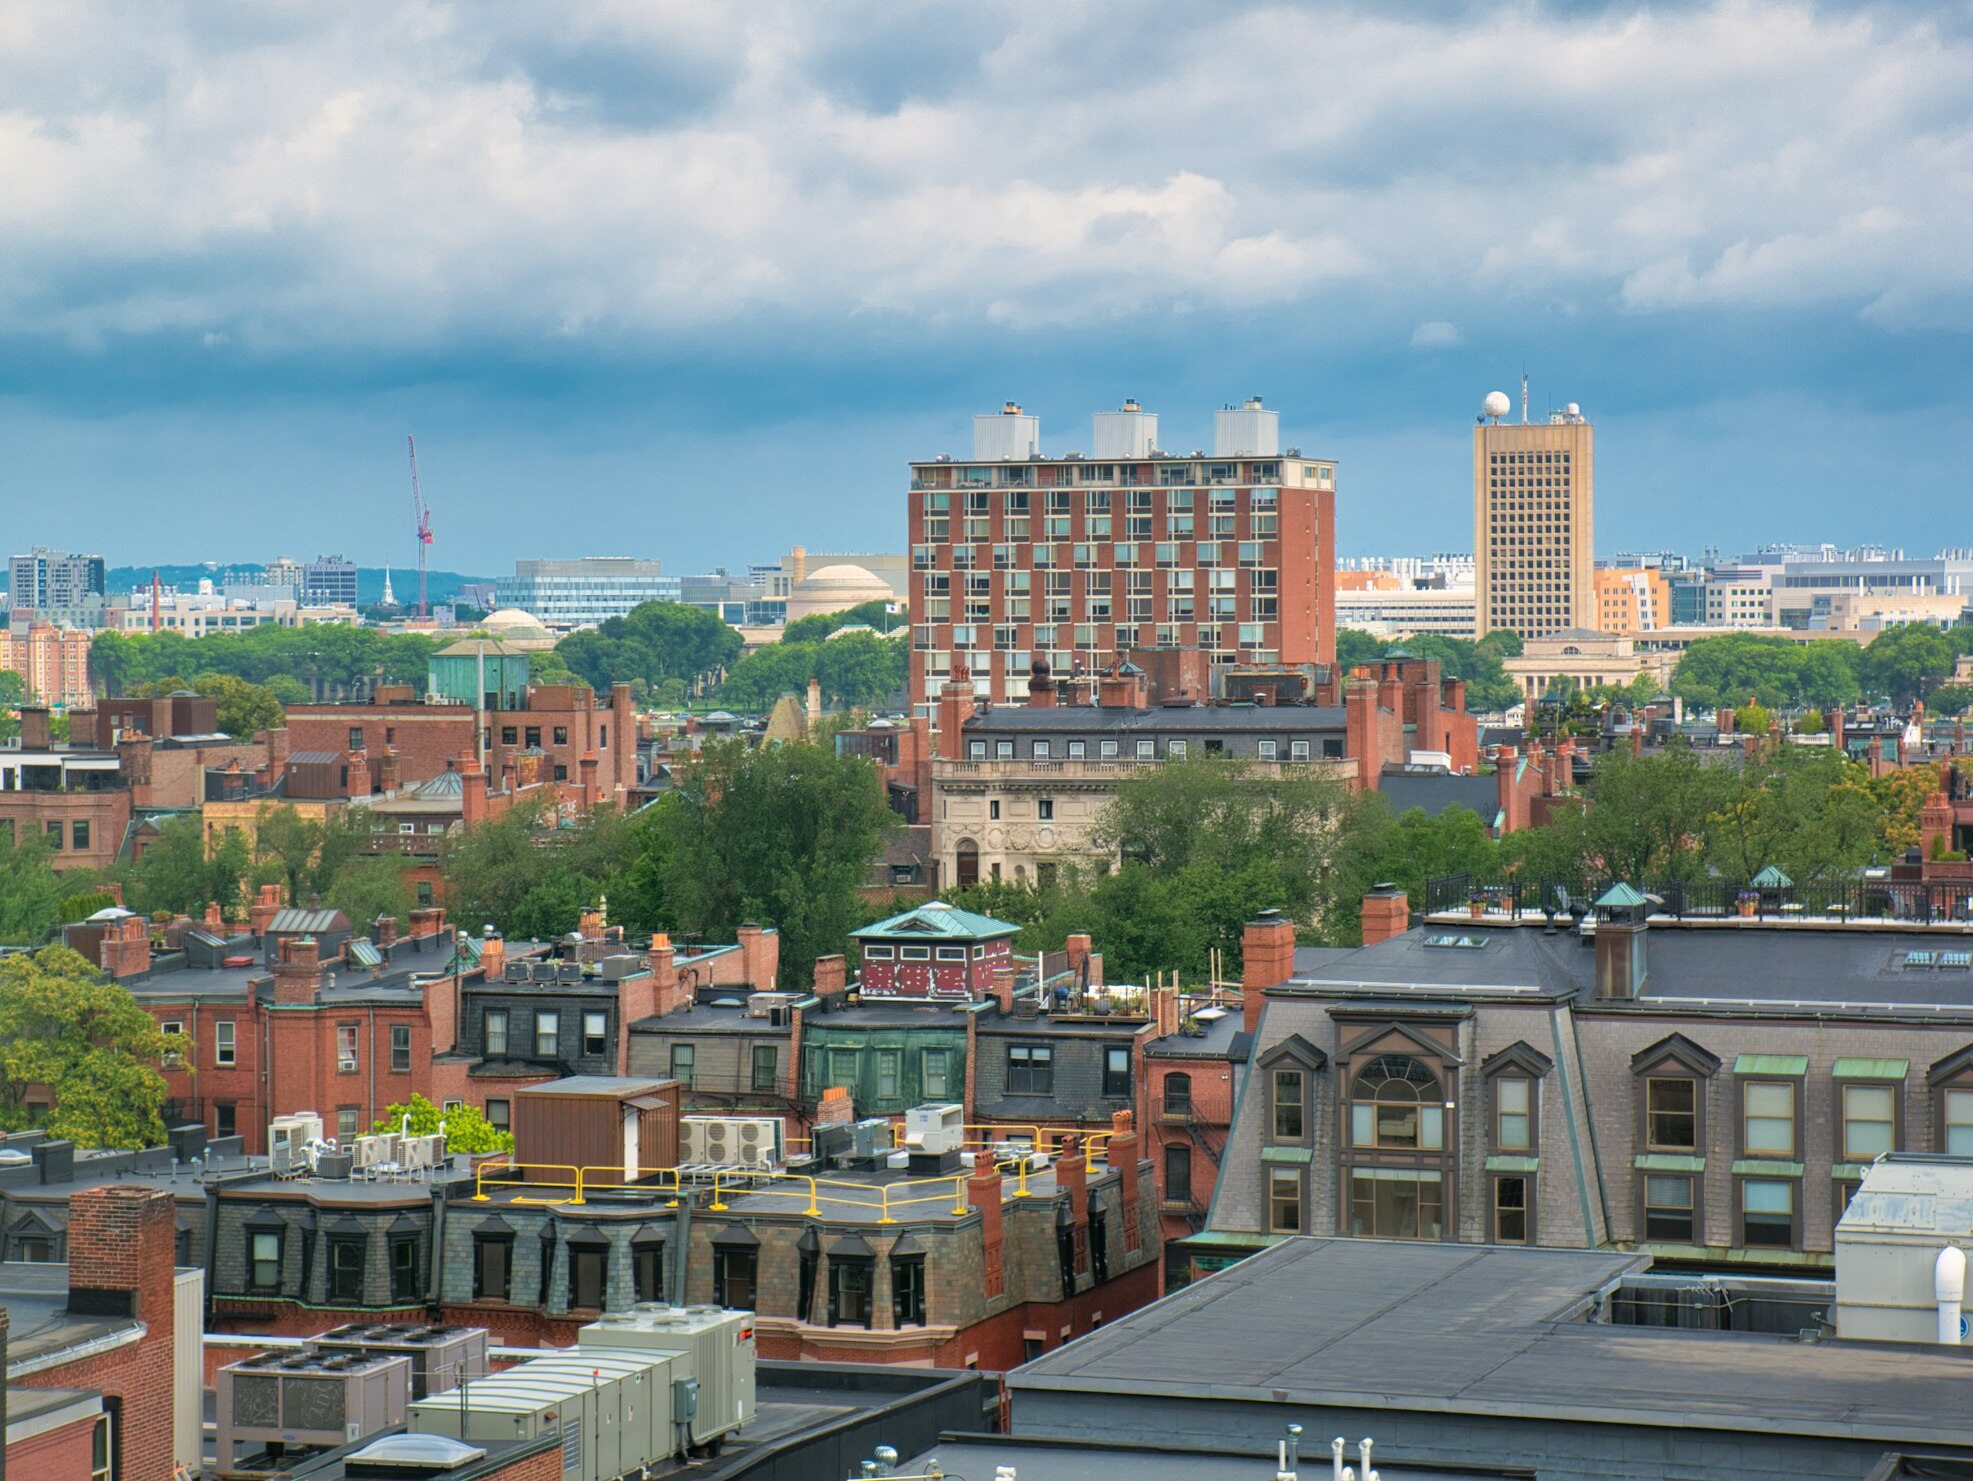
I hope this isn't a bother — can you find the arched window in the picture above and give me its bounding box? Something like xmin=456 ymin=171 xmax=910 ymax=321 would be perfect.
xmin=1163 ymin=1073 xmax=1193 ymax=1117
xmin=1350 ymin=1055 xmax=1443 ymax=1149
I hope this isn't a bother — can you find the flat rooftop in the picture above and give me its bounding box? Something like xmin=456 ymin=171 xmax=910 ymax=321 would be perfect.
xmin=1012 ymin=1238 xmax=1973 ymax=1449
xmin=1288 ymin=917 xmax=1973 ymax=1016
xmin=908 ymin=1435 xmax=1496 ymax=1481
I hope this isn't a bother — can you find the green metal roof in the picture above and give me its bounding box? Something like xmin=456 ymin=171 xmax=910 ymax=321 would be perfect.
xmin=1259 ymin=1146 xmax=1315 ymax=1165
xmin=1594 ymin=882 xmax=1649 ymax=909
xmin=1734 ymin=1054 xmax=1808 ymax=1076
xmin=1632 ymin=1154 xmax=1707 ymax=1174
xmin=1732 ymin=1159 xmax=1805 ymax=1178
xmin=853 ymin=900 xmax=1020 ymax=942
xmin=1751 ymin=865 xmax=1794 ymax=888
xmin=1832 ymin=1057 xmax=1909 ymax=1081
xmin=1485 ymin=1155 xmax=1540 ymax=1173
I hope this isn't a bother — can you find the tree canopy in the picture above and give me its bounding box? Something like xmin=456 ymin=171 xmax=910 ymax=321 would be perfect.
xmin=554 ymin=601 xmax=741 ymax=696
xmin=91 ymin=623 xmax=438 ymax=696
xmin=0 ymin=947 xmax=183 ymax=1148
xmin=717 ymin=630 xmax=907 ymax=713
xmin=653 ymin=738 xmax=898 ymax=986
xmin=440 ymin=798 xmax=660 ymax=942
xmin=780 ymin=599 xmax=901 ymax=645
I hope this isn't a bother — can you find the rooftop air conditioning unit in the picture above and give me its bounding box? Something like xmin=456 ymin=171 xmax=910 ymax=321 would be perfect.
xmin=904 ymin=1103 xmax=964 ymax=1156
xmin=269 ymin=1113 xmax=325 ymax=1166
xmin=845 ymin=1117 xmax=895 ymax=1164
xmin=217 ymin=1350 xmax=411 ymax=1471
xmin=681 ymin=1116 xmax=783 ymax=1172
xmin=309 ymin=1323 xmax=489 ymax=1401
xmin=746 ymin=992 xmax=797 ymax=1024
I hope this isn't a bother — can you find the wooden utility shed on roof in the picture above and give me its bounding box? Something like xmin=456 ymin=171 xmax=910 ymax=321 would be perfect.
xmin=513 ymin=1075 xmax=681 ymax=1181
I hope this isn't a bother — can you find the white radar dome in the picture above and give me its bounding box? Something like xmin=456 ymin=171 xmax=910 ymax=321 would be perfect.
xmin=1482 ymin=391 xmax=1512 ymax=420
xmin=1566 ymin=402 xmax=1581 ymax=417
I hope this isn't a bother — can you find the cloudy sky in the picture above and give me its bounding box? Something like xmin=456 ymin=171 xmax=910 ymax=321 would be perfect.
xmin=3 ymin=0 xmax=1969 ymax=576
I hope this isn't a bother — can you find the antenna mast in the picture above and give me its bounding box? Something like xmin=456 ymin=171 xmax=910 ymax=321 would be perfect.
xmin=407 ymin=434 xmax=434 ymax=618
xmin=1520 ymin=372 xmax=1529 ymax=425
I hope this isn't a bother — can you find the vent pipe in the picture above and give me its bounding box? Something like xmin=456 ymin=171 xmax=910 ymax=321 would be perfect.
xmin=1937 ymin=1245 xmax=1965 ymax=1345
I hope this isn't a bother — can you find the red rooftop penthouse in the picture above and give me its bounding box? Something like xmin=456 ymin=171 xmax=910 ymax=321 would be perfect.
xmin=852 ymin=901 xmax=1017 ymax=1001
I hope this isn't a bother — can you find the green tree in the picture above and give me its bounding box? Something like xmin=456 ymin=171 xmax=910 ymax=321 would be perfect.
xmin=1733 ymin=699 xmax=1775 ymax=736
xmin=1500 ymin=746 xmax=1734 ymax=885
xmin=1320 ymin=800 xmax=1502 ymax=944
xmin=122 ymin=815 xmax=249 ymax=917
xmin=718 ymin=630 xmax=908 ymax=713
xmin=1671 ymin=633 xmax=1862 ymax=711
xmin=253 ymin=805 xmax=323 ymax=902
xmin=1702 ymin=747 xmax=1883 ymax=881
xmin=1930 ymin=683 xmax=1973 ymax=718
xmin=1334 ymin=628 xmax=1387 ymax=672
xmin=0 ymin=833 xmax=69 ymax=945
xmin=0 ymin=946 xmax=185 ymax=1148
xmin=780 ymin=599 xmax=901 ymax=645
xmin=440 ymin=799 xmax=654 ymax=941
xmin=555 ymin=601 xmax=741 ymax=694
xmin=1857 ymin=623 xmax=1960 ymax=705
xmin=0 ymin=669 xmax=25 ymax=744
xmin=92 ymin=624 xmax=439 ymax=697
xmin=373 ymin=1092 xmax=514 ymax=1154
xmin=654 ymin=739 xmax=897 ymax=986
xmin=324 ymin=857 xmax=416 ymax=932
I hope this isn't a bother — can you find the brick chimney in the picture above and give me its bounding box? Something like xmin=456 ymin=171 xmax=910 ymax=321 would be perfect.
xmin=479 ymin=930 xmax=506 ymax=983
xmin=1150 ymin=984 xmax=1180 ymax=1040
xmin=374 ymin=915 xmax=400 ymax=948
xmin=18 ymin=706 xmax=50 ymax=750
xmin=1064 ymin=933 xmax=1094 ymax=988
xmin=806 ymin=677 xmax=823 ymax=732
xmin=1106 ymin=1109 xmax=1140 ymax=1253
xmin=991 ymin=963 xmax=1018 ymax=1015
xmin=738 ymin=923 xmax=779 ymax=991
xmin=1360 ymin=885 xmax=1410 ymax=946
xmin=248 ymin=882 xmax=285 ymax=936
xmin=379 ymin=748 xmax=401 ymax=793
xmin=1056 ymin=1134 xmax=1089 ymax=1245
xmin=935 ymin=667 xmax=977 ymax=759
xmin=1494 ymin=745 xmax=1526 ymax=835
xmin=273 ymin=935 xmax=323 ymax=1004
xmin=57 ymin=1186 xmax=175 ymax=1481
xmin=646 ymin=932 xmax=685 ymax=1014
xmin=1027 ymin=659 xmax=1058 ymax=709
xmin=98 ymin=913 xmax=152 ymax=980
xmin=408 ymin=906 xmax=447 ymax=939
xmin=1831 ymin=704 xmax=1846 ymax=754
xmin=1241 ymin=910 xmax=1297 ymax=1034
xmin=968 ymin=1153 xmax=1006 ymax=1298
xmin=1343 ymin=677 xmax=1379 ymax=791
xmin=203 ymin=900 xmax=224 ymax=931
xmin=816 ymin=1086 xmax=855 ymax=1126
xmin=812 ymin=953 xmax=847 ymax=999
xmin=577 ymin=904 xmax=605 ymax=940
xmin=1922 ymin=789 xmax=1955 ymax=860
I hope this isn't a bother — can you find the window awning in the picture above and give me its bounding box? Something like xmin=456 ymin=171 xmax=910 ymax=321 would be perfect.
xmin=1733 ymin=1054 xmax=1807 ymax=1077
xmin=830 ymin=1233 xmax=874 ymax=1259
xmin=244 ymin=1205 xmax=287 ymax=1231
xmin=562 ymin=1224 xmax=611 ymax=1247
xmin=887 ymin=1232 xmax=924 ymax=1258
xmin=1833 ymin=1058 xmax=1909 ymax=1081
xmin=712 ymin=1224 xmax=759 ymax=1248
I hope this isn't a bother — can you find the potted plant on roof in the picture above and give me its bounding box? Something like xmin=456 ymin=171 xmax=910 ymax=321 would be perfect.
xmin=1468 ymin=889 xmax=1488 ymax=920
xmin=1735 ymin=889 xmax=1758 ymax=918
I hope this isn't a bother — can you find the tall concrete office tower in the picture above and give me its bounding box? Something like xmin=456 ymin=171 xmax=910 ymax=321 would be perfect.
xmin=1473 ymin=389 xmax=1594 ymax=639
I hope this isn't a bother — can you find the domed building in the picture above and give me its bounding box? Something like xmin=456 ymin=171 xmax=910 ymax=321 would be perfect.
xmin=476 ymin=608 xmax=559 ymax=651
xmin=784 ymin=563 xmax=894 ymax=625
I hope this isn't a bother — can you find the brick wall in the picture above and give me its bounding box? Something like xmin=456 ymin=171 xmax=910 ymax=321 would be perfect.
xmin=18 ymin=1186 xmax=177 ymax=1481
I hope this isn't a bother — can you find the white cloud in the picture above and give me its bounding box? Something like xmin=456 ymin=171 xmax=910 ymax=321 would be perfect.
xmin=0 ymin=1 xmax=1967 ymax=350
xmin=1410 ymin=321 xmax=1461 ymax=348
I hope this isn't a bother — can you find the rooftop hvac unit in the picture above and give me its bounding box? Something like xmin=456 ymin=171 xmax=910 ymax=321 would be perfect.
xmin=313 ymin=1149 xmax=355 ymax=1180
xmin=408 ymin=1348 xmax=677 ymax=1481
xmin=905 ymin=1103 xmax=964 ymax=1155
xmin=269 ymin=1113 xmax=325 ymax=1169
xmin=746 ymin=991 xmax=797 ymax=1024
xmin=578 ymin=1304 xmax=756 ymax=1449
xmin=400 ymin=1132 xmax=448 ymax=1176
xmin=844 ymin=1117 xmax=895 ymax=1164
xmin=216 ymin=1350 xmax=411 ymax=1470
xmin=309 ymin=1323 xmax=489 ymax=1400
xmin=680 ymin=1116 xmax=784 ymax=1172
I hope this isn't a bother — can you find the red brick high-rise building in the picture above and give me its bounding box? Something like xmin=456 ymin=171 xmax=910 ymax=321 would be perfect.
xmin=907 ymin=399 xmax=1337 ymax=719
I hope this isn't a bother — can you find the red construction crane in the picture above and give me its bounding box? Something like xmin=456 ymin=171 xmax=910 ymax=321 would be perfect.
xmin=407 ymin=433 xmax=434 ymax=618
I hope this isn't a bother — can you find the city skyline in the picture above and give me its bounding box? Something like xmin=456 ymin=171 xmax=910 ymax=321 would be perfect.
xmin=1 ymin=2 xmax=1968 ymax=571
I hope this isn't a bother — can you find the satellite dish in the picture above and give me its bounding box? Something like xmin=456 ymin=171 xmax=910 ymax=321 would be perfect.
xmin=1482 ymin=390 xmax=1512 ymax=421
